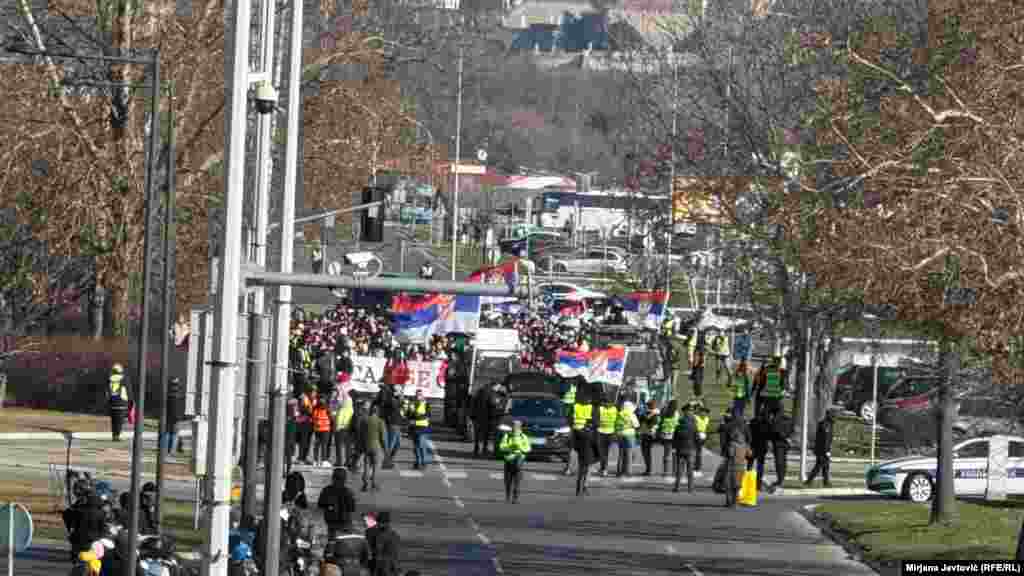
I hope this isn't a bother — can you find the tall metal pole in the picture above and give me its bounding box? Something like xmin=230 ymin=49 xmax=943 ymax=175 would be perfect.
xmin=155 ymin=79 xmax=176 ymax=532
xmin=870 ymin=351 xmax=879 ymax=464
xmin=262 ymin=0 xmax=302 ymax=568
xmin=451 ymin=44 xmax=464 ymax=280
xmin=666 ymin=47 xmax=676 ymax=303
xmin=244 ymin=0 xmax=278 ymax=520
xmin=201 ymin=0 xmax=251 ymax=568
xmin=125 ymin=49 xmax=160 ymax=576
xmin=799 ymin=321 xmax=812 ymax=482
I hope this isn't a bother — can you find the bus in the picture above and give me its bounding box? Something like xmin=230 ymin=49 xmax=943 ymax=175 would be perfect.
xmin=538 ymin=190 xmax=670 ymax=234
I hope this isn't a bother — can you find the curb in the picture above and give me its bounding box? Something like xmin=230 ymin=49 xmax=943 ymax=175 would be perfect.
xmin=800 ymin=503 xmax=887 ymax=575
xmin=0 ymin=424 xmax=194 ymax=442
xmin=766 ymin=487 xmax=873 ymax=498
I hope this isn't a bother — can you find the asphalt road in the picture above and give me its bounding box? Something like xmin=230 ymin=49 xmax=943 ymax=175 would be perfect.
xmin=1 ymin=429 xmax=877 ymax=576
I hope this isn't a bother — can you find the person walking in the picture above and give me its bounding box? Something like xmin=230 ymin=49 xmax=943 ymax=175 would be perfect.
xmin=313 ymin=392 xmax=334 ymax=467
xmin=333 ymin=389 xmax=354 ymax=469
xmin=162 ymin=376 xmax=185 ymax=455
xmin=374 ymin=382 xmax=400 ymax=468
xmin=297 ymin=385 xmax=315 ymax=465
xmin=367 ymin=511 xmax=401 ymax=576
xmin=804 ymin=408 xmax=836 ymax=488
xmin=472 ymin=382 xmax=498 ymax=458
xmin=572 ymin=382 xmax=599 ymax=496
xmin=285 ymin=395 xmax=299 ymax=475
xmin=108 ymin=363 xmax=130 ymax=442
xmin=712 ymin=331 xmax=731 ymax=385
xmin=406 ymin=389 xmax=432 ymax=470
xmin=639 ymin=399 xmax=660 ymax=476
xmin=318 ymin=468 xmax=357 ymax=540
xmin=615 ymin=400 xmax=639 ymax=477
xmin=672 ymin=402 xmax=699 ymax=493
xmin=722 ymin=412 xmax=750 ymax=508
xmin=658 ymin=399 xmax=680 ymax=476
xmin=362 ymin=403 xmax=386 ymax=492
xmin=596 ymin=392 xmax=618 ymax=476
xmin=729 ymin=361 xmax=752 ymax=420
xmin=694 ymin=402 xmax=710 ymax=475
xmin=753 ymin=354 xmax=786 ymax=418
xmin=348 ymin=400 xmax=368 ymax=472
xmin=499 ymin=420 xmax=531 ymax=503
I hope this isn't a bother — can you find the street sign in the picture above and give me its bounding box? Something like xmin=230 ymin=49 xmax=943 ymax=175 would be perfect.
xmin=0 ymin=502 xmax=33 ymax=554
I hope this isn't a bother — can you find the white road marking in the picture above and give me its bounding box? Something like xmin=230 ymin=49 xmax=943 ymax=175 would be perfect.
xmin=468 ymin=519 xmax=480 ymax=532
xmin=398 ymin=470 xmax=423 ymax=478
xmin=492 ymin=557 xmax=505 ymax=574
xmin=435 ymin=452 xmax=503 ymax=572
xmin=530 ymin=473 xmax=558 ymax=481
xmin=477 ymin=532 xmax=491 ymax=545
xmin=489 ymin=472 xmax=504 ymax=480
xmin=684 ymin=563 xmax=704 ymax=576
xmin=666 ymin=546 xmax=704 ymax=576
xmin=454 ymin=497 xmax=465 ymax=509
xmin=621 ymin=476 xmax=642 ymax=483
xmin=445 ymin=470 xmax=468 ymax=479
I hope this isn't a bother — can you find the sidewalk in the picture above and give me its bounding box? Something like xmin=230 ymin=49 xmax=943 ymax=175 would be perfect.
xmin=0 ymin=422 xmax=194 ymax=442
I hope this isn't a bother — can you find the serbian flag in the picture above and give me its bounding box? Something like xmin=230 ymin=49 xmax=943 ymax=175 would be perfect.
xmin=466 ymin=259 xmax=519 ymax=306
xmin=391 ymin=292 xmax=479 ymax=341
xmin=554 ymin=346 xmax=626 ymax=385
xmin=613 ymin=291 xmax=668 ymax=328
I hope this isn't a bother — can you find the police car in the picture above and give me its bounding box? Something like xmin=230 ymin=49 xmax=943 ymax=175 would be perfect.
xmin=865 ymin=435 xmax=1024 ymax=503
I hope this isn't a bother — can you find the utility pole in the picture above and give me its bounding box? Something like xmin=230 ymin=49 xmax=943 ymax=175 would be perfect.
xmin=155 ymin=81 xmax=176 ymax=531
xmin=200 ymin=0 xmax=264 ymax=568
xmin=451 ymin=42 xmax=464 ymax=280
xmin=261 ymin=0 xmax=302 ymax=569
xmin=243 ymin=0 xmax=279 ymax=520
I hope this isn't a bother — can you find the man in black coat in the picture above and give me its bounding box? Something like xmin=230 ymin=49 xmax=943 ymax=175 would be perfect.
xmin=366 ymin=510 xmax=401 ymax=576
xmin=472 ymin=383 xmax=498 ymax=457
xmin=318 ymin=468 xmax=357 ymax=540
xmin=672 ymin=402 xmax=699 ymax=493
xmin=804 ymin=408 xmax=836 ymax=487
xmin=374 ymin=383 xmax=401 ymax=466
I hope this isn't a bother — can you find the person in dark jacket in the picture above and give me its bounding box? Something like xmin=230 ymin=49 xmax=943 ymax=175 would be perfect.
xmin=318 ymin=352 xmax=337 ymax=393
xmin=366 ymin=511 xmax=401 ymax=576
xmin=348 ymin=400 xmax=369 ymax=471
xmin=68 ymin=492 xmax=106 ymax=557
xmin=804 ymin=408 xmax=836 ymax=487
xmin=672 ymin=402 xmax=699 ymax=493
xmin=323 ymin=529 xmax=370 ymax=575
xmin=318 ymin=468 xmax=357 ymax=539
xmin=163 ymin=376 xmax=186 ymax=455
xmin=472 ymin=383 xmax=498 ymax=457
xmin=374 ymin=383 xmax=401 ymax=466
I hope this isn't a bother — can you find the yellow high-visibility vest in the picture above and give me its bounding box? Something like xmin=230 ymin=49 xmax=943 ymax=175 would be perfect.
xmin=573 ymin=404 xmax=593 ymax=430
xmin=598 ymin=406 xmax=618 ymax=434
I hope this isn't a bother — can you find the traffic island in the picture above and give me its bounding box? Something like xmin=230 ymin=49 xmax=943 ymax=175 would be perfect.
xmin=804 ymin=499 xmax=1024 ymax=575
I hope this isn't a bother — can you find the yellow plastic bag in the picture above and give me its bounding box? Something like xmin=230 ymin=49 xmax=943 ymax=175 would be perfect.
xmin=738 ymin=470 xmax=758 ymax=506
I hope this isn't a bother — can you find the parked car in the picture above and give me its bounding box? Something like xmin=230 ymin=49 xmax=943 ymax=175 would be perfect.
xmin=545 ymin=249 xmax=631 ymax=274
xmin=499 ymin=231 xmax=566 ymax=258
xmin=866 ymin=435 xmax=1024 ymax=502
xmin=494 ymin=392 xmax=572 ymax=463
xmin=534 ymin=281 xmax=607 ymax=303
xmin=833 ymin=364 xmax=907 ymax=420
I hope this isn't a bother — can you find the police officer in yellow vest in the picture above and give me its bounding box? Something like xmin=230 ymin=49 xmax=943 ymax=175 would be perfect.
xmin=561 ymin=377 xmax=578 ymax=419
xmin=571 ymin=382 xmax=599 ymax=496
xmin=405 ymin=389 xmax=431 ymax=470
xmin=108 ymin=363 xmax=130 ymax=441
xmin=729 ymin=360 xmax=752 ymax=420
xmin=658 ymin=399 xmax=680 ymax=476
xmin=693 ymin=401 xmax=710 ymax=474
xmin=596 ymin=393 xmax=618 ymax=476
xmin=754 ymin=355 xmax=786 ymax=418
xmin=499 ymin=420 xmax=531 ymax=503
xmin=615 ymin=400 xmax=639 ymax=477
xmin=333 ymin=390 xmax=354 ymax=468
xmin=712 ymin=332 xmax=731 ymax=385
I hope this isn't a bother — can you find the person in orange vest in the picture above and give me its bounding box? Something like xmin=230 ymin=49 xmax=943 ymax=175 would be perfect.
xmin=312 ymin=392 xmax=334 ymax=467
xmin=297 ymin=385 xmax=315 ymax=465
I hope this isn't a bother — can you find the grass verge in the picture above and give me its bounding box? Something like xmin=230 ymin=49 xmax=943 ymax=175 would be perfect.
xmin=0 ymin=473 xmax=202 ymax=548
xmin=0 ymin=408 xmax=158 ymax=434
xmin=812 ymin=500 xmax=1024 ymax=574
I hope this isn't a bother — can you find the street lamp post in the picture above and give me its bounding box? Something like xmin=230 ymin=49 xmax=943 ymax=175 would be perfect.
xmin=6 ymin=43 xmax=162 ymax=575
xmin=451 ymin=43 xmax=464 ymax=280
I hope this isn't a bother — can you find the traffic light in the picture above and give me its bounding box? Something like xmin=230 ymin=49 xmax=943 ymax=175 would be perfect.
xmin=360 ymin=186 xmax=387 ymax=242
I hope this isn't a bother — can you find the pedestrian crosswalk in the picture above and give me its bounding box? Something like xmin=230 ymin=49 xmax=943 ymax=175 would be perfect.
xmin=365 ymin=466 xmax=707 ymax=484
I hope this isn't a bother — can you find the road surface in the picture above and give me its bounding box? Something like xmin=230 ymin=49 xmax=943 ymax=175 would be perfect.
xmin=0 ymin=429 xmax=876 ymax=576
